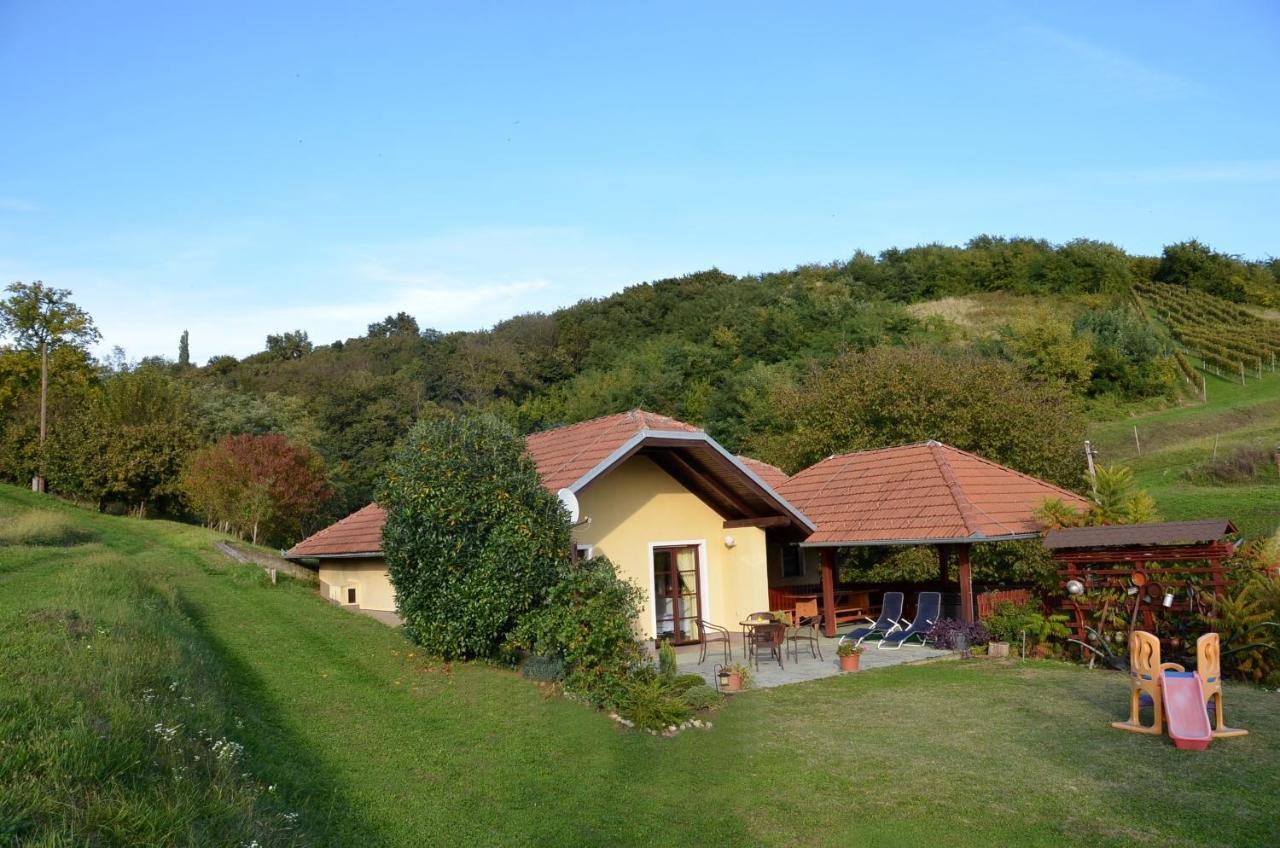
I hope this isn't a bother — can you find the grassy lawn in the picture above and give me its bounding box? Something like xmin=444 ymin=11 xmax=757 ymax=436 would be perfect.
xmin=2 ymin=485 xmax=1279 ymax=847
xmin=1089 ymin=369 xmax=1280 ymax=538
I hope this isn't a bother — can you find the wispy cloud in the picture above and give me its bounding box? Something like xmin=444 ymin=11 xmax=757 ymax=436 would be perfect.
xmin=1021 ymin=23 xmax=1200 ymax=99
xmin=0 ymin=196 xmax=38 ymax=212
xmin=1 ymin=224 xmax=680 ymax=362
xmin=1121 ymin=160 xmax=1280 ymax=185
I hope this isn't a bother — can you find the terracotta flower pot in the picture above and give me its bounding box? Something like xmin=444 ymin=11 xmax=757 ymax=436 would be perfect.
xmin=719 ymin=671 xmax=742 ymax=692
xmin=839 ymin=653 xmax=861 ymax=672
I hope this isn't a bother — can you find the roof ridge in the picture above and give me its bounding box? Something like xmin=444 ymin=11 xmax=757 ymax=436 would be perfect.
xmin=935 ymin=442 xmax=1088 ymax=505
xmin=928 ymin=442 xmax=986 ymax=538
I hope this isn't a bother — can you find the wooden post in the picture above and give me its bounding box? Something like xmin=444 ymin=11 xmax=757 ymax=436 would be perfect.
xmin=958 ymin=544 xmax=974 ymax=624
xmin=821 ymin=547 xmax=838 ymax=638
xmin=1133 ymin=426 xmax=1141 ymax=456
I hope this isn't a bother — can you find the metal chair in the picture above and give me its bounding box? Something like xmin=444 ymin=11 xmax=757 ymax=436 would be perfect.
xmin=787 ymin=598 xmax=823 ymax=662
xmin=696 ymin=618 xmax=732 ymax=664
xmin=748 ymin=622 xmax=785 ymax=671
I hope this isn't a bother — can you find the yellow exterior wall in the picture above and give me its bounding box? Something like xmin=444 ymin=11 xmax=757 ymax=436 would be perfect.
xmin=312 ymin=456 xmax=774 ymax=636
xmin=318 ymin=558 xmax=397 ymax=612
xmin=573 ymin=455 xmax=770 ymax=639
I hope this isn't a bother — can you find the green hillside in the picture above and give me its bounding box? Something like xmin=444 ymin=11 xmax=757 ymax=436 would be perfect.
xmin=1089 ymin=368 xmax=1280 ymax=539
xmin=3 ymin=235 xmax=1280 ymax=543
xmin=3 ymin=486 xmax=1278 ymax=847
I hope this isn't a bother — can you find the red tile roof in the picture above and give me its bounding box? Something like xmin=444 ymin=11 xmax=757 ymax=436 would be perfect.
xmin=289 ymin=410 xmax=723 ymax=558
xmin=526 ymin=410 xmax=701 ymax=492
xmin=287 ymin=503 xmax=387 ymax=558
xmin=738 ymin=456 xmax=789 ymax=491
xmin=777 ymin=441 xmax=1089 ymax=546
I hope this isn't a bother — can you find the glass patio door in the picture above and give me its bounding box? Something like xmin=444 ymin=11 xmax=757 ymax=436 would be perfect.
xmin=653 ymin=545 xmax=701 ymax=645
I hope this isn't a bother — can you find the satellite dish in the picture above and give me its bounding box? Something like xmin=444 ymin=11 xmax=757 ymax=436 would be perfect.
xmin=557 ymin=488 xmax=580 ymax=524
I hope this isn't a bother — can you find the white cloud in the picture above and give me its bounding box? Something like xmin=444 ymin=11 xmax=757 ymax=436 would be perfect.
xmin=2 ymin=224 xmax=688 ymax=362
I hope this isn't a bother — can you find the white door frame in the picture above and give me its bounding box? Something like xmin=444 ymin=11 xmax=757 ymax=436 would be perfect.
xmin=646 ymin=539 xmax=710 ymax=640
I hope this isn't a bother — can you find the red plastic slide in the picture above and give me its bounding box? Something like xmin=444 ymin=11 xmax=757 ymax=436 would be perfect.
xmin=1161 ymin=671 xmax=1213 ymax=751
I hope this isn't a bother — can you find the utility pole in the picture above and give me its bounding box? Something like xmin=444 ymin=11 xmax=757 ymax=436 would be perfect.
xmin=1084 ymin=439 xmax=1097 ymax=494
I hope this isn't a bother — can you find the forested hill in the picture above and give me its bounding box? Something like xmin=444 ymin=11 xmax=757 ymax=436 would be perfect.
xmin=4 ymin=235 xmax=1279 ymax=539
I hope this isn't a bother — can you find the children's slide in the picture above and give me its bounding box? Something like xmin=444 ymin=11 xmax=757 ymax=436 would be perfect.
xmin=1161 ymin=671 xmax=1213 ymax=751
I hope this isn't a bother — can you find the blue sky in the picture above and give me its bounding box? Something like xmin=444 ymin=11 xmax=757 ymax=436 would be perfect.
xmin=1 ymin=1 xmax=1277 ymax=361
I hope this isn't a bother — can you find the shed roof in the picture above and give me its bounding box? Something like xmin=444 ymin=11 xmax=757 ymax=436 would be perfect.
xmin=1043 ymin=519 xmax=1238 ymax=550
xmin=778 ymin=441 xmax=1089 ymax=547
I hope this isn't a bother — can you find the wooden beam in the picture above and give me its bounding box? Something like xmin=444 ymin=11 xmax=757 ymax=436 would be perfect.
xmin=723 ymin=516 xmax=791 ymax=529
xmin=958 ymin=544 xmax=974 ymax=624
xmin=646 ymin=450 xmax=750 ymax=519
xmin=821 ymin=548 xmax=838 ymax=637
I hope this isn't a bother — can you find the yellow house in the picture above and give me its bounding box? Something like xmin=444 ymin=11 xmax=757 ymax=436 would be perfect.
xmin=286 ymin=410 xmax=813 ymax=643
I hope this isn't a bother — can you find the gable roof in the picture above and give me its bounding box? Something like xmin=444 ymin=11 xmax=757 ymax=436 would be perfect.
xmin=287 ymin=410 xmax=810 ymax=559
xmin=526 ymin=410 xmax=701 ymax=492
xmin=777 ymin=441 xmax=1089 ymax=547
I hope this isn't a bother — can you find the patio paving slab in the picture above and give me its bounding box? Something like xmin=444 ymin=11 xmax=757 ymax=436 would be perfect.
xmin=671 ymin=633 xmax=953 ymax=689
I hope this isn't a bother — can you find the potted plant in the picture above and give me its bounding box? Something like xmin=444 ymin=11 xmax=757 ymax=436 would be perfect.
xmin=717 ymin=663 xmax=752 ymax=693
xmin=837 ymin=641 xmax=863 ymax=672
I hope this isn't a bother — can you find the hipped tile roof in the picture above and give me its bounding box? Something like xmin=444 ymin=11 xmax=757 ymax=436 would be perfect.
xmin=777 ymin=441 xmax=1089 ymax=546
xmin=737 ymin=456 xmax=790 ymax=491
xmin=287 ymin=503 xmax=387 ymax=558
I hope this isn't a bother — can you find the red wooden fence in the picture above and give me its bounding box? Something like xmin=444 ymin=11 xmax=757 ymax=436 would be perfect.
xmin=975 ymin=588 xmax=1032 ymax=620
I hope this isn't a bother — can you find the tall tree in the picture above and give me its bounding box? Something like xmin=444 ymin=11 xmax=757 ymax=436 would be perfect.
xmin=0 ymin=282 xmax=100 ymax=492
xmin=178 ymin=330 xmax=190 ymax=367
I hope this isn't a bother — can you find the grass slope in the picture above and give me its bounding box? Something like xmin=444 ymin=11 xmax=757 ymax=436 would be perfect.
xmin=2 ymin=486 xmax=1279 ymax=847
xmin=1089 ymin=369 xmax=1280 ymax=538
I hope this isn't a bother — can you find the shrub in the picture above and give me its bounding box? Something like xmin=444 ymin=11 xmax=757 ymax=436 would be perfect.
xmin=1185 ymin=445 xmax=1274 ymax=485
xmin=929 ymin=618 xmax=990 ymax=650
xmin=380 ymin=412 xmax=570 ymax=659
xmin=983 ymin=601 xmax=1068 ymax=649
xmin=658 ymin=640 xmax=678 ymax=680
xmin=520 ymin=654 xmax=565 ymax=682
xmin=509 ymin=555 xmax=645 ymax=705
xmin=680 ymin=684 xmax=725 ymax=711
xmin=0 ymin=511 xmax=96 ymax=547
xmin=671 ymin=673 xmax=706 ymax=694
xmin=836 ymin=641 xmax=863 ymax=657
xmin=617 ymin=675 xmax=692 ymax=732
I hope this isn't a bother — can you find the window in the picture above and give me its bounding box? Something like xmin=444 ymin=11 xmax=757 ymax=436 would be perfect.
xmin=574 ymin=544 xmax=594 ymax=560
xmin=781 ymin=545 xmax=805 ymax=578
xmin=346 ymin=587 xmax=358 ymax=605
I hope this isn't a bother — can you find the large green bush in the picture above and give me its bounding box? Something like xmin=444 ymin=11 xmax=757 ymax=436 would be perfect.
xmin=379 ymin=412 xmax=570 ymax=659
xmin=509 ymin=554 xmax=644 ymax=704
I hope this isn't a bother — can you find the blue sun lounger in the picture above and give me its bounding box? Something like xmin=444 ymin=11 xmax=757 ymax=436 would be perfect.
xmin=837 ymin=591 xmax=904 ymax=648
xmin=878 ymin=592 xmax=941 ymax=650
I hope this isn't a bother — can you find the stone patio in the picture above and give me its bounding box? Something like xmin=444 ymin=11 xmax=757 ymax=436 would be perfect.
xmin=668 ymin=632 xmax=953 ymax=689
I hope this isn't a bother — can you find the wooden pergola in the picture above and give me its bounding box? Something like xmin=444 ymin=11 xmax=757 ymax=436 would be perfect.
xmin=774 ymin=441 xmax=1091 ymax=635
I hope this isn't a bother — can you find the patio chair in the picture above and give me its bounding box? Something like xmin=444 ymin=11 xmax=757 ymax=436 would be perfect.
xmin=878 ymin=592 xmax=941 ymax=650
xmin=696 ymin=618 xmax=732 ymax=664
xmin=748 ymin=622 xmax=785 ymax=671
xmin=837 ymin=591 xmax=904 ymax=648
xmin=787 ymin=598 xmax=823 ymax=662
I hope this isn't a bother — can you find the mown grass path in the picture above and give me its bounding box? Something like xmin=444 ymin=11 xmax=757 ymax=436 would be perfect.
xmin=2 ymin=486 xmax=1279 ymax=847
